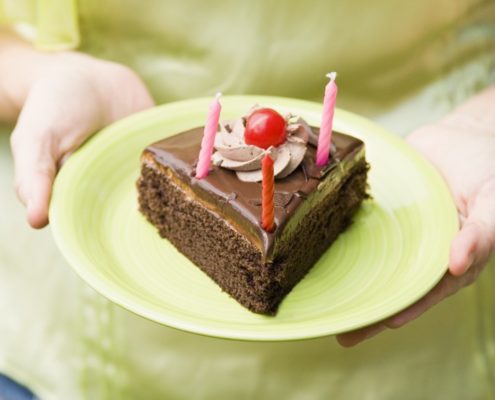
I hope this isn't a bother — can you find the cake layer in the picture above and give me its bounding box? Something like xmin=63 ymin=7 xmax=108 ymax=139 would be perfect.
xmin=137 ymin=127 xmax=368 ymax=314
xmin=138 ymin=154 xmax=367 ymax=314
xmin=145 ymin=127 xmax=365 ymax=261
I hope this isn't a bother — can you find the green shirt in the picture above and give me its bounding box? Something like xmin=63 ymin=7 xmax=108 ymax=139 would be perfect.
xmin=0 ymin=1 xmax=494 ymax=399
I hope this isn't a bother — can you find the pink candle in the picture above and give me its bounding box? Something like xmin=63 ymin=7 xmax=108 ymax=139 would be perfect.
xmin=316 ymin=72 xmax=338 ymax=166
xmin=196 ymin=92 xmax=222 ymax=179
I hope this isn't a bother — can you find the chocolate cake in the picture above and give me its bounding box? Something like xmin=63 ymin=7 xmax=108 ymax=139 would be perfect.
xmin=137 ymin=110 xmax=368 ymax=315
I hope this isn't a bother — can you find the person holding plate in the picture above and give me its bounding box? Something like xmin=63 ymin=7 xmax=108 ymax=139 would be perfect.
xmin=0 ymin=0 xmax=494 ymax=398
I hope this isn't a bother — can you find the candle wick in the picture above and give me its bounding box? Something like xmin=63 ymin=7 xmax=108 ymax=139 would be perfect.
xmin=265 ymin=146 xmax=274 ymax=159
xmin=326 ymin=72 xmax=337 ymax=82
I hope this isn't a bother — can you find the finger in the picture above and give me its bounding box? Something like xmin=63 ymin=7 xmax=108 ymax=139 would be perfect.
xmin=10 ymin=112 xmax=57 ymax=229
xmin=336 ymin=323 xmax=387 ymax=347
xmin=11 ymin=134 xmax=56 ymax=228
xmin=384 ymin=273 xmax=459 ymax=329
xmin=24 ymin=171 xmax=53 ymax=228
xmin=336 ymin=273 xmax=461 ymax=347
xmin=449 ymin=179 xmax=495 ymax=276
xmin=449 ymin=222 xmax=478 ymax=276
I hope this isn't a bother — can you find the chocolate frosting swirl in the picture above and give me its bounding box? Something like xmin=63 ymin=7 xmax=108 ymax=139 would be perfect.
xmin=212 ymin=108 xmax=318 ymax=182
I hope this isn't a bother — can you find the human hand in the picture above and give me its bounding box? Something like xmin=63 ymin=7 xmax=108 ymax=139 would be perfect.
xmin=9 ymin=52 xmax=154 ymax=228
xmin=337 ymin=92 xmax=495 ymax=347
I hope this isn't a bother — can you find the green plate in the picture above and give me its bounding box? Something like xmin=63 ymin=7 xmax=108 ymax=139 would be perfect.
xmin=50 ymin=96 xmax=458 ymax=341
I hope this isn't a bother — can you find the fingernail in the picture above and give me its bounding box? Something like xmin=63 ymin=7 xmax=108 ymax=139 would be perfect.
xmin=26 ymin=198 xmax=34 ymax=214
xmin=16 ymin=183 xmax=29 ymax=206
xmin=462 ymin=252 xmax=475 ymax=273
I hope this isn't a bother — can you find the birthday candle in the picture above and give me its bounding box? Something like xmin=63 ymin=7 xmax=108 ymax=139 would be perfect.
xmin=316 ymin=72 xmax=338 ymax=166
xmin=261 ymin=153 xmax=275 ymax=232
xmin=196 ymin=92 xmax=222 ymax=179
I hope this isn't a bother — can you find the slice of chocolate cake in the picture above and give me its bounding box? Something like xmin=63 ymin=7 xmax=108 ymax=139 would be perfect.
xmin=137 ymin=111 xmax=368 ymax=315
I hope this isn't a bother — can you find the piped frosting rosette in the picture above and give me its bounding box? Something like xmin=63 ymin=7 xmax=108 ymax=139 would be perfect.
xmin=212 ymin=106 xmax=318 ymax=182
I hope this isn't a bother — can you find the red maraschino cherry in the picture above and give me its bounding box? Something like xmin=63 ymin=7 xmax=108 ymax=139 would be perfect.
xmin=244 ymin=108 xmax=286 ymax=149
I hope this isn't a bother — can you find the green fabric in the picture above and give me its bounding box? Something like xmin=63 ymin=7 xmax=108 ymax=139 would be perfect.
xmin=0 ymin=1 xmax=35 ymax=24
xmin=0 ymin=0 xmax=79 ymax=49
xmin=1 ymin=1 xmax=495 ymax=399
xmin=74 ymin=0 xmax=495 ymax=134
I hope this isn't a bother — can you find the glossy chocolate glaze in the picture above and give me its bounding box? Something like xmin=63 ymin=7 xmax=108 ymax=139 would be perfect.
xmin=145 ymin=127 xmax=364 ymax=260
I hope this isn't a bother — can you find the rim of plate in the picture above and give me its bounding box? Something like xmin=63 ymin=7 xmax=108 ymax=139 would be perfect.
xmin=49 ymin=95 xmax=458 ymax=341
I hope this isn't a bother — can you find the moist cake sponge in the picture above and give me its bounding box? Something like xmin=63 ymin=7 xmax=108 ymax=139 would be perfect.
xmin=137 ymin=127 xmax=368 ymax=315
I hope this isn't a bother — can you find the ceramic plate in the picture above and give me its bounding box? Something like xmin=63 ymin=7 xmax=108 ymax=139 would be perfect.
xmin=50 ymin=96 xmax=458 ymax=341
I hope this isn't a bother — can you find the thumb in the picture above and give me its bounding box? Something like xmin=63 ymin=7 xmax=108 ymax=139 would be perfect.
xmin=10 ymin=109 xmax=57 ymax=229
xmin=449 ymin=179 xmax=495 ymax=276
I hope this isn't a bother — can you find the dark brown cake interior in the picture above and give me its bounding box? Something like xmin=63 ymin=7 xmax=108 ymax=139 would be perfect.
xmin=137 ymin=127 xmax=368 ymax=314
xmin=146 ymin=127 xmax=364 ymax=259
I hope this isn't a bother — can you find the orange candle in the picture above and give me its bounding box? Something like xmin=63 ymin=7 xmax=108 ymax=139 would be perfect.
xmin=261 ymin=153 xmax=275 ymax=232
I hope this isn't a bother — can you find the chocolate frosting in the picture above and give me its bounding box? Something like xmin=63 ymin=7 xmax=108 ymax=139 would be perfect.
xmin=146 ymin=127 xmax=364 ymax=261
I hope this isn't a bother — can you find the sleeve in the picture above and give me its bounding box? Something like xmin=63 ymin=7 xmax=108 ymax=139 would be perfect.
xmin=0 ymin=0 xmax=79 ymax=51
